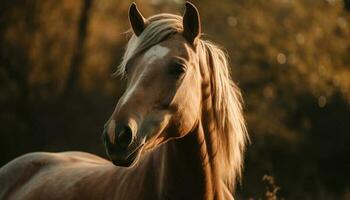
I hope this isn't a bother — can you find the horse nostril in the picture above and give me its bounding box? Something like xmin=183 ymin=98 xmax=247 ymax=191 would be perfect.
xmin=117 ymin=126 xmax=133 ymax=148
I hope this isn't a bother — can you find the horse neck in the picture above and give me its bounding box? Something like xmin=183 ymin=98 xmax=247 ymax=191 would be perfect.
xmin=155 ymin=122 xmax=223 ymax=200
xmin=154 ymin=66 xmax=225 ymax=200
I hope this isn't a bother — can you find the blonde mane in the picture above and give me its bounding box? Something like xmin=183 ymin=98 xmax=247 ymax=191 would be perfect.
xmin=199 ymin=40 xmax=249 ymax=189
xmin=117 ymin=14 xmax=248 ymax=191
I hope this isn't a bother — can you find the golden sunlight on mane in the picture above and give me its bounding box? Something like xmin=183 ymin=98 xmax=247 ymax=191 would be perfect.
xmin=200 ymin=41 xmax=249 ymax=189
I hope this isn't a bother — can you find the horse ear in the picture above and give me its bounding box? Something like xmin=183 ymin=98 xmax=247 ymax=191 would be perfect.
xmin=129 ymin=2 xmax=146 ymax=36
xmin=182 ymin=2 xmax=201 ymax=45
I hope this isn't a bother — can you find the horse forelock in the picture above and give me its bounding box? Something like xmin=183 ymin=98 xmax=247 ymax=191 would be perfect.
xmin=116 ymin=13 xmax=248 ymax=192
xmin=115 ymin=14 xmax=182 ymax=77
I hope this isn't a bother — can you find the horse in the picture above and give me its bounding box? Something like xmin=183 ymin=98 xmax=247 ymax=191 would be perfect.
xmin=0 ymin=2 xmax=248 ymax=200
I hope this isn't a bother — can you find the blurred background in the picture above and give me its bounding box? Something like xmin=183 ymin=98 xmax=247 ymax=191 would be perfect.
xmin=0 ymin=0 xmax=349 ymax=199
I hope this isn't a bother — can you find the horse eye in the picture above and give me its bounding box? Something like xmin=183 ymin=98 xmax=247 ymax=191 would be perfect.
xmin=124 ymin=60 xmax=134 ymax=75
xmin=168 ymin=63 xmax=186 ymax=76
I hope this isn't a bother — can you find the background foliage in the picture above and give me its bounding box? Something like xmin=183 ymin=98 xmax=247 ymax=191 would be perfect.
xmin=1 ymin=0 xmax=349 ymax=199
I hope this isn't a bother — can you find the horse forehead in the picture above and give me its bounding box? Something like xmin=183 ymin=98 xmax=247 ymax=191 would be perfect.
xmin=141 ymin=36 xmax=190 ymax=65
xmin=143 ymin=44 xmax=171 ymax=64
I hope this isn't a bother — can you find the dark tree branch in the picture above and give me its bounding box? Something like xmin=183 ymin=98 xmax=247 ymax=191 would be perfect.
xmin=345 ymin=0 xmax=350 ymax=10
xmin=62 ymin=0 xmax=93 ymax=98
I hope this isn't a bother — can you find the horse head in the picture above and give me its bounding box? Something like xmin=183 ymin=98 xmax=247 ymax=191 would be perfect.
xmin=103 ymin=2 xmax=203 ymax=167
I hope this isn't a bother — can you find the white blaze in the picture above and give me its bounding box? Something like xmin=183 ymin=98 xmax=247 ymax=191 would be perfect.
xmin=108 ymin=46 xmax=170 ymax=144
xmin=121 ymin=45 xmax=170 ymax=105
xmin=143 ymin=45 xmax=170 ymax=65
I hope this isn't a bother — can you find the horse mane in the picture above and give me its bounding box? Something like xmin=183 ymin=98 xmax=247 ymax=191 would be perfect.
xmin=199 ymin=40 xmax=249 ymax=189
xmin=116 ymin=14 xmax=248 ymax=191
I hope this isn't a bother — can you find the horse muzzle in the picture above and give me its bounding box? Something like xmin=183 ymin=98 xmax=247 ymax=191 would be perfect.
xmin=102 ymin=124 xmax=144 ymax=167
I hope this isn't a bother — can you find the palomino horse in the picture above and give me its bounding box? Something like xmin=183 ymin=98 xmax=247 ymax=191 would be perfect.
xmin=0 ymin=2 xmax=248 ymax=200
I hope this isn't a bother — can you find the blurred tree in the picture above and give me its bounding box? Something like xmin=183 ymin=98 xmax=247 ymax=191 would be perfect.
xmin=345 ymin=0 xmax=350 ymax=10
xmin=62 ymin=0 xmax=93 ymax=98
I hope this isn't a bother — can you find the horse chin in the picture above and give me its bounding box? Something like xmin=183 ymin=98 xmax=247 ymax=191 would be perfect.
xmin=110 ymin=146 xmax=143 ymax=168
xmin=111 ymin=158 xmax=136 ymax=167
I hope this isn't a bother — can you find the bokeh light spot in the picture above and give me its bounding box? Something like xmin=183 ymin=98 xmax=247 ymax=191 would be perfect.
xmin=277 ymin=53 xmax=287 ymax=64
xmin=318 ymin=96 xmax=327 ymax=108
xmin=227 ymin=16 xmax=238 ymax=27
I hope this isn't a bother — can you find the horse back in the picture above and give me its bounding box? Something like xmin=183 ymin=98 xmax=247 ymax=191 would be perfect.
xmin=0 ymin=152 xmax=110 ymax=200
